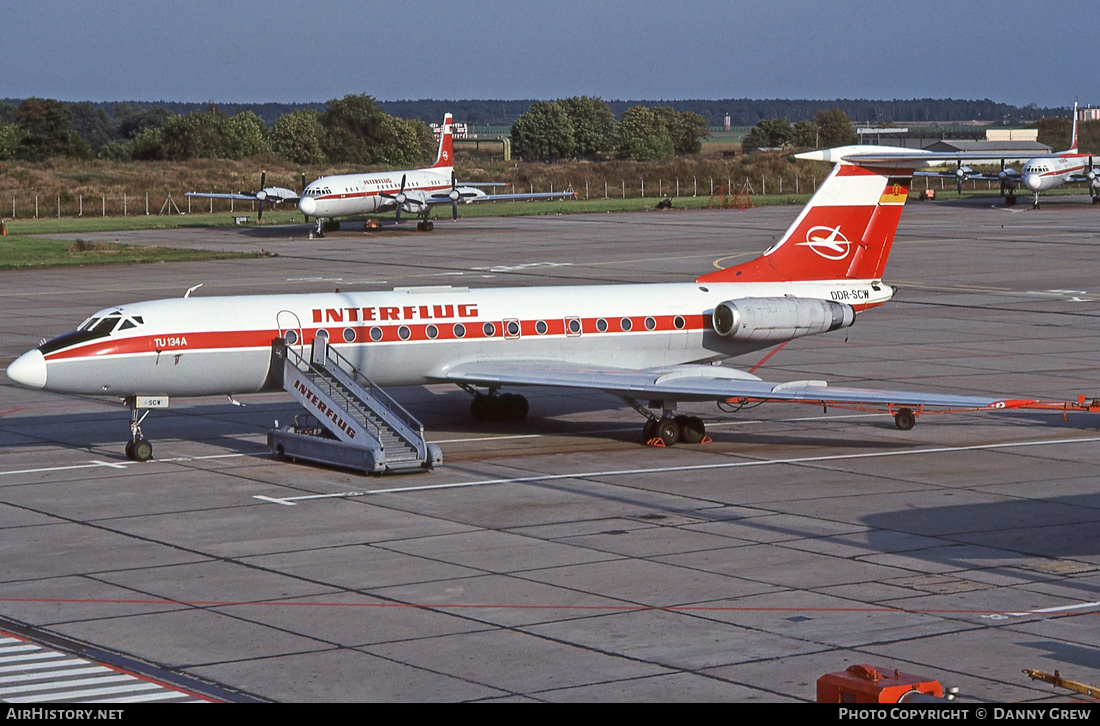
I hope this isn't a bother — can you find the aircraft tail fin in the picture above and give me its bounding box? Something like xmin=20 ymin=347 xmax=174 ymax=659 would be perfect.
xmin=696 ymin=149 xmax=914 ymax=284
xmin=431 ymin=113 xmax=454 ymax=169
xmin=1069 ymin=100 xmax=1079 ymax=153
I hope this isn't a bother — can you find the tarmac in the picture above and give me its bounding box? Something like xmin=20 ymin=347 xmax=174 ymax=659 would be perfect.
xmin=2 ymin=196 xmax=1100 ymax=702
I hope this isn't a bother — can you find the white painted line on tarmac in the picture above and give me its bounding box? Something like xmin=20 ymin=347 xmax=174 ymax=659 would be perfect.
xmin=1 ymin=413 xmax=884 ymax=477
xmin=254 ymin=434 xmax=1100 ymax=506
xmin=90 ymin=459 xmax=128 ymax=470
xmin=0 ymin=452 xmax=257 ymax=478
xmin=1008 ymin=601 xmax=1100 ymax=617
xmin=434 ymin=413 xmax=882 ymax=444
xmin=985 ymin=600 xmax=1100 ymax=620
xmin=0 ymin=461 xmax=132 ymax=477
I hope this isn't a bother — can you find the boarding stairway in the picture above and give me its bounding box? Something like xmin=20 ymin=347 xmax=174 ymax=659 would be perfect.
xmin=276 ymin=333 xmax=441 ymax=473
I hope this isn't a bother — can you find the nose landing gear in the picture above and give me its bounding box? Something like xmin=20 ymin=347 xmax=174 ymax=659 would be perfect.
xmin=123 ymin=395 xmax=167 ymax=462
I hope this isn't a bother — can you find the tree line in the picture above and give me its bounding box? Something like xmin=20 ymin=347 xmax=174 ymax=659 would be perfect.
xmin=0 ymin=94 xmax=717 ymax=165
xmin=510 ymin=97 xmax=711 ymax=161
xmin=0 ymin=95 xmax=437 ymax=167
xmin=0 ymin=94 xmax=1086 ymax=166
xmin=4 ymin=97 xmax=1065 ymax=128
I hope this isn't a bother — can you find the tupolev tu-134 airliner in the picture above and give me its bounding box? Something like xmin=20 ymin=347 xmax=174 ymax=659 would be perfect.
xmin=8 ymin=145 xmax=1082 ymax=464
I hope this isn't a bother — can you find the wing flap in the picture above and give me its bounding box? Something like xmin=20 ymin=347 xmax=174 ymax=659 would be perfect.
xmin=438 ymin=360 xmax=1006 ymax=409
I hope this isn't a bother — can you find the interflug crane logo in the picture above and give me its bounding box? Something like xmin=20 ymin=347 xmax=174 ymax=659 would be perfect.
xmin=798 ymin=225 xmax=851 ymax=260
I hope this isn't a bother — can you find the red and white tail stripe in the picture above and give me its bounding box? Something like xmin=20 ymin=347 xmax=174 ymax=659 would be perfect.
xmin=432 ymin=113 xmax=454 ymax=169
xmin=697 ymin=161 xmax=912 ymax=284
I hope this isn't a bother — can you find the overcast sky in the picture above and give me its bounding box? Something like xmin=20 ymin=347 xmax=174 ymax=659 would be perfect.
xmin=2 ymin=1 xmax=1095 ymax=109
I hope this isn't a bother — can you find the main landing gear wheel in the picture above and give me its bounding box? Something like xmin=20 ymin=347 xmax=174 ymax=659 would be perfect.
xmin=416 ymin=220 xmax=435 ymax=232
xmin=643 ymin=415 xmax=708 ymax=446
xmin=656 ymin=417 xmax=681 ymax=446
xmin=676 ymin=415 xmax=706 ymax=444
xmin=894 ymin=408 xmax=917 ymax=431
xmin=471 ymin=392 xmax=529 ymax=422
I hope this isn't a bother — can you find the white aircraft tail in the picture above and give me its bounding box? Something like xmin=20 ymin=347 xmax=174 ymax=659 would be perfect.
xmin=1069 ymin=101 xmax=1079 ymax=153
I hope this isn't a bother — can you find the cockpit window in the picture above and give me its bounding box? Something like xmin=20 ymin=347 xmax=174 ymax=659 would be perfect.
xmin=119 ymin=319 xmax=136 ymax=331
xmin=40 ymin=314 xmax=123 ymax=356
xmin=88 ymin=315 xmax=122 ymax=334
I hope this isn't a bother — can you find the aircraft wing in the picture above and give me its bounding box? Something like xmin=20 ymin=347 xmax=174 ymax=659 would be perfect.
xmin=845 ymin=151 xmax=1049 ymax=166
xmin=425 ymin=187 xmax=576 ymax=205
xmin=463 ymin=190 xmax=576 ymax=203
xmin=914 ymin=167 xmax=1002 ymax=182
xmin=184 ymin=187 xmax=299 ymax=203
xmin=436 ymin=360 xmax=1008 ymax=410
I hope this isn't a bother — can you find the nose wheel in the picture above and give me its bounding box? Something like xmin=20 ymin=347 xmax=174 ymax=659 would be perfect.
xmin=125 ymin=438 xmax=153 ymax=462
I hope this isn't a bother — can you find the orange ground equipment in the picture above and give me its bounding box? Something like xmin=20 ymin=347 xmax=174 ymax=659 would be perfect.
xmin=818 ymin=664 xmax=945 ymax=703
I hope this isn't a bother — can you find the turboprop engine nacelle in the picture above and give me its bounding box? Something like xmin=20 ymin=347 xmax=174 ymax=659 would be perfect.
xmin=712 ymin=297 xmax=855 ymax=342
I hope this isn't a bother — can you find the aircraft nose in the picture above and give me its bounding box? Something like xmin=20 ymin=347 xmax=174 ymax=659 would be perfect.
xmin=299 ymin=196 xmax=317 ymax=216
xmin=1024 ymin=174 xmax=1042 ymax=191
xmin=7 ymin=348 xmax=47 ymax=389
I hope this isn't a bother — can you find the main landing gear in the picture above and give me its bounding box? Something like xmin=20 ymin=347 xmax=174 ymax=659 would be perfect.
xmin=641 ymin=414 xmax=708 ymax=447
xmin=627 ymin=399 xmax=711 ymax=447
xmin=465 ymin=387 xmax=529 ymax=422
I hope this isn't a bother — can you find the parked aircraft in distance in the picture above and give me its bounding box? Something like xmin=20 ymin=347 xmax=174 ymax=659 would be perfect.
xmin=7 ymin=146 xmax=1062 ymax=462
xmin=190 ymin=115 xmax=574 ymax=236
xmin=856 ymin=102 xmax=1099 ymax=208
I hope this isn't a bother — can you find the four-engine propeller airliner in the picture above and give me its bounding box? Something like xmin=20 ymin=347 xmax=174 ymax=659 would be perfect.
xmin=189 ymin=115 xmax=575 ymax=235
xmin=6 ymin=146 xmax=1053 ymax=463
xmin=858 ymin=102 xmax=1099 ymax=208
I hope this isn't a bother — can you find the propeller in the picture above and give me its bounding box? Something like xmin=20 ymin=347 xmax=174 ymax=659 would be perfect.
xmin=1088 ymin=157 xmax=1100 ymax=200
xmin=450 ymin=171 xmax=460 ymax=220
xmin=955 ymin=162 xmax=964 ymax=195
xmin=394 ymin=174 xmax=407 ymax=223
xmin=256 ymin=171 xmax=267 ymax=220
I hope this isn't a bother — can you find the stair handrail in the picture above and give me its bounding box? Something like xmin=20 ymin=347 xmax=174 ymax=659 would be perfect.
xmin=324 ymin=343 xmax=427 ymax=439
xmin=283 ymin=345 xmax=387 ymax=445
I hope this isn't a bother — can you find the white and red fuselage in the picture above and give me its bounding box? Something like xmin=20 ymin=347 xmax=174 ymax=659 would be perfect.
xmin=297 ymin=113 xmax=474 ymax=221
xmin=7 ymin=279 xmax=891 ymax=398
xmin=297 ymin=168 xmax=467 ymax=220
xmin=1020 ymin=152 xmax=1095 ymax=193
